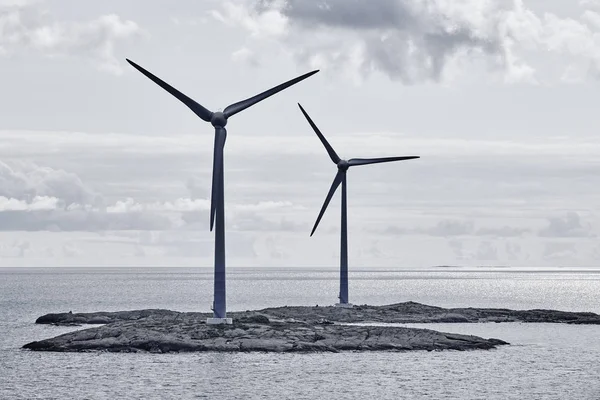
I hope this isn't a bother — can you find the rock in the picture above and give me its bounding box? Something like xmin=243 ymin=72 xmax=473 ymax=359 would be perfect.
xmin=24 ymin=301 xmax=599 ymax=353
xmin=237 ymin=314 xmax=270 ymax=324
xmin=252 ymin=301 xmax=600 ymax=325
xmin=23 ymin=313 xmax=507 ymax=353
xmin=33 ymin=302 xmax=600 ymax=327
xmin=34 ymin=309 xmax=177 ymax=326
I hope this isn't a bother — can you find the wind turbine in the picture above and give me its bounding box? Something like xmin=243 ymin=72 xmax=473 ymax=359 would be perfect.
xmin=298 ymin=103 xmax=419 ymax=308
xmin=127 ymin=58 xmax=318 ymax=324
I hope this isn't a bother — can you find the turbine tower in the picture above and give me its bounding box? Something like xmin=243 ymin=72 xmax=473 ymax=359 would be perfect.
xmin=298 ymin=103 xmax=419 ymax=308
xmin=127 ymin=59 xmax=318 ymax=324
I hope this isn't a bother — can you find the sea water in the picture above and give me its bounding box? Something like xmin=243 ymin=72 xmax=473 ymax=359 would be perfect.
xmin=1 ymin=267 xmax=599 ymax=399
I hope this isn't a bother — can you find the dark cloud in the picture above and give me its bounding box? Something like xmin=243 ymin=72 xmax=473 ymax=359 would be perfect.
xmin=539 ymin=212 xmax=594 ymax=238
xmin=249 ymin=0 xmax=504 ymax=83
xmin=261 ymin=0 xmax=412 ymax=30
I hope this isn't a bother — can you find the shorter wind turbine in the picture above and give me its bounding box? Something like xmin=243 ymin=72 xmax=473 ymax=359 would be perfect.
xmin=298 ymin=103 xmax=420 ymax=307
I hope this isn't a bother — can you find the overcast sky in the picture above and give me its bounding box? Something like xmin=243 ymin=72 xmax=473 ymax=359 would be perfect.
xmin=1 ymin=0 xmax=599 ymax=268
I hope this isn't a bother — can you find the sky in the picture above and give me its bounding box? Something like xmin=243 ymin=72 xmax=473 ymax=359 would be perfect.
xmin=0 ymin=0 xmax=599 ymax=268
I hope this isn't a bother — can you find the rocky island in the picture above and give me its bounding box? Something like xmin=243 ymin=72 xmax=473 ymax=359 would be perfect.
xmin=23 ymin=302 xmax=600 ymax=354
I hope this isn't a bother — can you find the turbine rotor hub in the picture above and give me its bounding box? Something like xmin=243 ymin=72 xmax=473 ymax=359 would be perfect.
xmin=337 ymin=160 xmax=349 ymax=171
xmin=211 ymin=112 xmax=227 ymax=127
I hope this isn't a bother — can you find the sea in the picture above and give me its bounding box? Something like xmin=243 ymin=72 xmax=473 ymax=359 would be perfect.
xmin=1 ymin=267 xmax=599 ymax=399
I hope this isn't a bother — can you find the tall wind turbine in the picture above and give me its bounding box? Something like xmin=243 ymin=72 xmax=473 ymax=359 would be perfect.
xmin=298 ymin=103 xmax=419 ymax=308
xmin=127 ymin=59 xmax=318 ymax=324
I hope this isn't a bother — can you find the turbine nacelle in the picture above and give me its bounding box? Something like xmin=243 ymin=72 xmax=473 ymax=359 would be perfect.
xmin=211 ymin=111 xmax=227 ymax=127
xmin=337 ymin=160 xmax=350 ymax=171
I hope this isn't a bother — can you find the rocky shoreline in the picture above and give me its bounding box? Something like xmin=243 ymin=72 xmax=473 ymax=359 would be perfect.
xmin=23 ymin=302 xmax=600 ymax=353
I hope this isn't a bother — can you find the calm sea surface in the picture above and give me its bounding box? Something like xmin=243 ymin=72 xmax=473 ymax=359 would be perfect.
xmin=1 ymin=267 xmax=600 ymax=399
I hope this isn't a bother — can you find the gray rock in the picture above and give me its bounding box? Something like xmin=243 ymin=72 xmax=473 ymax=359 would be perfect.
xmin=23 ymin=313 xmax=507 ymax=353
xmin=251 ymin=302 xmax=600 ymax=325
xmin=25 ymin=301 xmax=598 ymax=353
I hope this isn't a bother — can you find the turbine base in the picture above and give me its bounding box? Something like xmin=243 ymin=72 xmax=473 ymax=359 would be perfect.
xmin=334 ymin=303 xmax=354 ymax=309
xmin=206 ymin=317 xmax=233 ymax=325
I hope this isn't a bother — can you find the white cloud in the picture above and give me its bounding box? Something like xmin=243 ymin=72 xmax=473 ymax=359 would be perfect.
xmin=0 ymin=127 xmax=598 ymax=267
xmin=0 ymin=161 xmax=100 ymax=206
xmin=213 ymin=0 xmax=600 ymax=84
xmin=211 ymin=2 xmax=288 ymax=38
xmin=231 ymin=46 xmax=260 ymax=66
xmin=0 ymin=195 xmax=58 ymax=210
xmin=0 ymin=3 xmax=143 ymax=74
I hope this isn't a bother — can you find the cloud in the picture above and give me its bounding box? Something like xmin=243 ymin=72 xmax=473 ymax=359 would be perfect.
xmin=0 ymin=160 xmax=313 ymax=233
xmin=62 ymin=242 xmax=82 ymax=257
xmin=581 ymin=0 xmax=600 ymax=7
xmin=0 ymin=208 xmax=174 ymax=232
xmin=422 ymin=219 xmax=474 ymax=236
xmin=230 ymin=213 xmax=307 ymax=232
xmin=106 ymin=197 xmax=211 ymax=214
xmin=447 ymin=238 xmax=468 ymax=260
xmin=214 ymin=0 xmax=600 ymax=84
xmin=231 ymin=46 xmax=260 ymax=66
xmin=1 ymin=128 xmax=599 ymax=266
xmin=0 ymin=161 xmax=100 ymax=206
xmin=0 ymin=162 xmax=184 ymax=231
xmin=505 ymin=241 xmax=522 ymax=260
xmin=128 ymin=230 xmax=256 ymax=259
xmin=477 ymin=226 xmax=530 ymax=237
xmin=373 ymin=221 xmax=529 ymax=238
xmin=232 ymin=200 xmax=300 ymax=212
xmin=0 ymin=3 xmax=143 ymax=74
xmin=211 ymin=2 xmax=288 ymax=38
xmin=254 ymin=234 xmax=289 ymax=259
xmin=543 ymin=241 xmax=578 ymax=262
xmin=185 ymin=176 xmax=209 ymax=200
xmin=539 ymin=212 xmax=594 ymax=238
xmin=476 ymin=241 xmax=498 ymax=261
xmin=0 ymin=195 xmax=58 ymax=210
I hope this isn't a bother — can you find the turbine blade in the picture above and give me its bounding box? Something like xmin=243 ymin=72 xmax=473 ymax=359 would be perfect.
xmin=223 ymin=70 xmax=319 ymax=118
xmin=298 ymin=103 xmax=341 ymax=164
xmin=126 ymin=59 xmax=213 ymax=122
xmin=210 ymin=127 xmax=227 ymax=231
xmin=310 ymin=171 xmax=343 ymax=237
xmin=348 ymin=156 xmax=420 ymax=167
